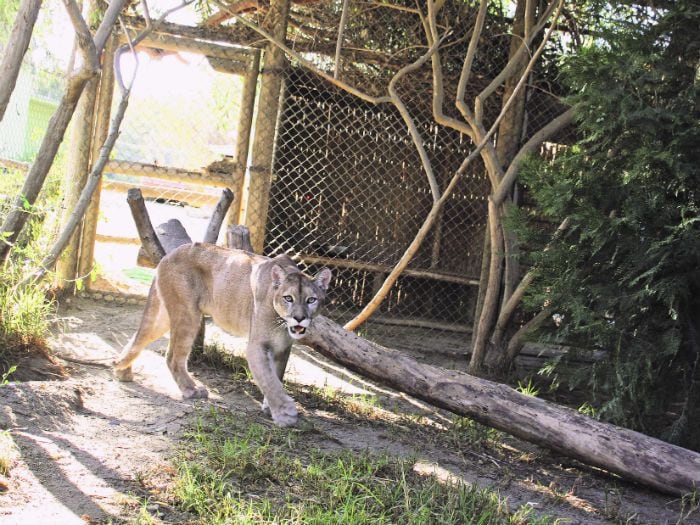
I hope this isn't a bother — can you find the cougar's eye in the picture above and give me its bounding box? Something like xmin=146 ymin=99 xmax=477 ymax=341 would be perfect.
xmin=283 ymin=295 xmax=293 ymax=303
xmin=306 ymin=297 xmax=317 ymax=304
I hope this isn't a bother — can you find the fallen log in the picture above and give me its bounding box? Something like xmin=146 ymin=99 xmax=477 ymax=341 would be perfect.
xmin=130 ymin=221 xmax=699 ymax=495
xmin=303 ymin=316 xmax=700 ymax=496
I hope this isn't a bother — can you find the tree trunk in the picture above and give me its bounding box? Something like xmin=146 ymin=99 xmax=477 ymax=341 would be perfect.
xmin=0 ymin=0 xmax=127 ymax=264
xmin=304 ymin=316 xmax=700 ymax=496
xmin=54 ymin=75 xmax=99 ymax=290
xmin=0 ymin=0 xmax=42 ymax=123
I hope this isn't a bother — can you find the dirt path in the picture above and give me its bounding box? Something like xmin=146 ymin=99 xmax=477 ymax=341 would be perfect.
xmin=0 ymin=297 xmax=696 ymax=524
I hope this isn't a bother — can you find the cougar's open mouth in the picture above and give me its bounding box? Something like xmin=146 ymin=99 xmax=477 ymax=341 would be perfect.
xmin=289 ymin=325 xmax=306 ymax=336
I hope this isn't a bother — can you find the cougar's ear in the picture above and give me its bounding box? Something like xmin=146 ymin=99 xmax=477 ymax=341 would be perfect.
xmin=314 ymin=267 xmax=332 ymax=291
xmin=271 ymin=265 xmax=286 ymax=288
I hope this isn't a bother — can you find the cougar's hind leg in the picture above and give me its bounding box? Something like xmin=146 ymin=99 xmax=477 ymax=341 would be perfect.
xmin=113 ymin=283 xmax=169 ymax=381
xmin=166 ymin=306 xmax=208 ymax=399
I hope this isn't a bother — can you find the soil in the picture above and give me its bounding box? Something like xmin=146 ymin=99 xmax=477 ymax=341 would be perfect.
xmin=0 ymin=295 xmax=698 ymax=524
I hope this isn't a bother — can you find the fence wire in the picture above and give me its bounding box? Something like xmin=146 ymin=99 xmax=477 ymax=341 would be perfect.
xmin=263 ymin=67 xmax=488 ymax=332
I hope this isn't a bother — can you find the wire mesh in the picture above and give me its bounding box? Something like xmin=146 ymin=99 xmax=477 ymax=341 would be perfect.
xmin=262 ymin=67 xmax=489 ymax=331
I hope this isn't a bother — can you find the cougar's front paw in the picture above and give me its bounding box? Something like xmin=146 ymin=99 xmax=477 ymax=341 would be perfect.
xmin=270 ymin=396 xmax=298 ymax=427
xmin=182 ymin=386 xmax=209 ymax=399
xmin=261 ymin=397 xmax=271 ymax=417
xmin=114 ymin=366 xmax=134 ymax=382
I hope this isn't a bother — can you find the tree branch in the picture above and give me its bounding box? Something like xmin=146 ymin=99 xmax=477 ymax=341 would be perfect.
xmin=333 ymin=0 xmax=350 ymax=79
xmin=493 ymin=106 xmax=574 ymax=206
xmin=490 ymin=216 xmax=570 ymax=355
xmin=211 ymin=0 xmax=391 ymax=105
xmin=424 ymin=0 xmax=474 ymax=140
xmin=473 ymin=0 xmax=560 ymax=123
xmin=24 ymin=89 xmax=131 ymax=283
xmin=387 ymin=27 xmax=446 ymax=203
xmin=21 ymin=0 xmax=197 ymax=280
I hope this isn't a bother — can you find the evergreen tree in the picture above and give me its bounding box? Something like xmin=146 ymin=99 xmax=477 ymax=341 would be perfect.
xmin=521 ymin=1 xmax=700 ymax=449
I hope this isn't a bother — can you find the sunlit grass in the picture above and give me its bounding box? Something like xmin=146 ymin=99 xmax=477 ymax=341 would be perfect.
xmin=170 ymin=408 xmax=556 ymax=525
xmin=0 ymin=431 xmax=17 ymax=477
xmin=0 ymin=168 xmax=61 ymax=371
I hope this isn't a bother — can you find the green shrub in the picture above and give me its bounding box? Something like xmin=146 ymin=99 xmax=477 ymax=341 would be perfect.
xmin=0 ymin=168 xmax=61 ymax=371
xmin=519 ymin=1 xmax=700 ymax=449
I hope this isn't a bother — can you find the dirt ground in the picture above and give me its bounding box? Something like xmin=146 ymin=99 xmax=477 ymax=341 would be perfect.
xmin=0 ymin=295 xmax=698 ymax=524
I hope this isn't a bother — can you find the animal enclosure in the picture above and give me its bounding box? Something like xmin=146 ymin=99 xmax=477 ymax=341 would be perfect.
xmin=3 ymin=2 xmax=569 ymax=358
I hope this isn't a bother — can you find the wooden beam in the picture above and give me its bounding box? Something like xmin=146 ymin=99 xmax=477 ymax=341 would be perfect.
xmin=298 ymin=254 xmax=480 ymax=286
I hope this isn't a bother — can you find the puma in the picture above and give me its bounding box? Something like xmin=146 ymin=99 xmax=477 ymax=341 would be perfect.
xmin=113 ymin=243 xmax=332 ymax=427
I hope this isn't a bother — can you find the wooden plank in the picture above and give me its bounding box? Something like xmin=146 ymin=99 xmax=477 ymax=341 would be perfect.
xmin=105 ymin=159 xmax=237 ymax=188
xmin=298 ymin=254 xmax=480 ymax=286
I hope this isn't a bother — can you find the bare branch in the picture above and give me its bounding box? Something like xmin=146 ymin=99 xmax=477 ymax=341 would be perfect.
xmin=61 ymin=0 xmax=99 ymax=72
xmin=423 ymin=1 xmax=474 ymax=140
xmin=387 ymin=28 xmax=447 ymax=203
xmin=22 ymin=0 xmax=197 ymax=278
xmin=333 ymin=0 xmax=350 ymax=79
xmin=24 ymin=88 xmax=131 ymax=283
xmin=473 ymin=0 xmax=561 ymax=123
xmin=490 ymin=216 xmax=570 ymax=354
xmin=93 ymin=0 xmax=130 ymax=56
xmin=504 ymin=307 xmax=551 ymax=362
xmin=479 ymin=0 xmax=564 ymax=160
xmin=494 ymin=106 xmax=574 ymax=205
xmin=456 ymin=0 xmax=487 ymax=104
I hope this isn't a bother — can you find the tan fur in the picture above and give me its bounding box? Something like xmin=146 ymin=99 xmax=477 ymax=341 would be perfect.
xmin=113 ymin=243 xmax=332 ymax=426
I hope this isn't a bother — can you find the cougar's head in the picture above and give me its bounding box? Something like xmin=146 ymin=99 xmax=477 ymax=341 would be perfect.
xmin=271 ymin=266 xmax=332 ymax=340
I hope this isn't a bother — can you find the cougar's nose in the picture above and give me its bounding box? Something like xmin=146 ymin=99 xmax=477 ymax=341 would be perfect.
xmin=293 ymin=315 xmax=305 ymax=323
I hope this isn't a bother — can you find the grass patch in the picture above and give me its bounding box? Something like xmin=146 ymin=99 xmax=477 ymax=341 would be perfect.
xmin=0 ymin=431 xmax=18 ymax=477
xmin=0 ymin=250 xmax=57 ymax=376
xmin=192 ymin=341 xmax=252 ymax=381
xmin=0 ymin=167 xmax=61 ymax=374
xmin=170 ymin=408 xmax=555 ymax=524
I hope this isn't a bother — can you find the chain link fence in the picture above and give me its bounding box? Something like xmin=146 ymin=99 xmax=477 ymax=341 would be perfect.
xmin=264 ymin=66 xmax=488 ymax=335
xmin=86 ymin=1 xmax=570 ymax=358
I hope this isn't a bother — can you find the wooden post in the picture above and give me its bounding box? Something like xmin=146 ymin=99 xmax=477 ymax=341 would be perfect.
xmin=229 ymin=49 xmax=260 ymax=227
xmin=204 ymin=188 xmax=234 ymax=244
xmin=227 ymin=224 xmax=254 ymax=252
xmin=78 ymin=33 xmax=117 ymax=282
xmin=244 ymin=0 xmax=291 ymax=253
xmin=53 ymin=75 xmax=99 ymax=291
